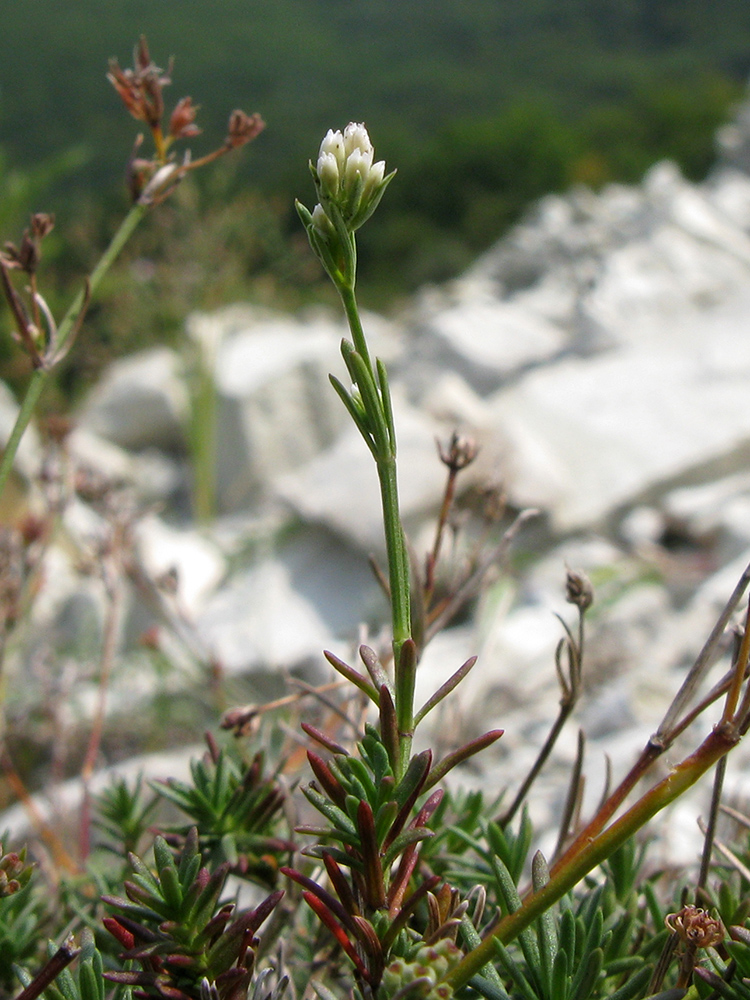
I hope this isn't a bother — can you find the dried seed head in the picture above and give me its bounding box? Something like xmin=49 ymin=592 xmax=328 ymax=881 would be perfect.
xmin=30 ymin=213 xmax=55 ymax=241
xmin=665 ymin=905 xmax=724 ymax=950
xmin=108 ymin=36 xmax=171 ymax=129
xmin=565 ymin=568 xmax=594 ymax=612
xmin=438 ymin=432 xmax=479 ymax=473
xmin=226 ymin=109 xmax=265 ymax=149
xmin=169 ymin=96 xmax=201 ymax=139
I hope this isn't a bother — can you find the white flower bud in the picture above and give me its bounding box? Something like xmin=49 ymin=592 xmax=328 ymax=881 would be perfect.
xmin=317 ymin=151 xmax=340 ymax=197
xmin=343 ymin=147 xmax=370 ymax=189
xmin=311 ymin=203 xmax=335 ymax=237
xmin=310 ymin=121 xmax=391 ymax=235
xmin=343 ymin=122 xmax=373 ymax=160
xmin=319 ymin=129 xmax=346 ymax=171
xmin=361 ymin=159 xmax=385 ymax=201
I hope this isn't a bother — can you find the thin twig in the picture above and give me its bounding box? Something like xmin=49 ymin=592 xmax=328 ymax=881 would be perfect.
xmin=553 ymin=729 xmax=586 ymax=861
xmin=656 ymin=560 xmax=750 ymax=740
xmin=13 ymin=937 xmax=80 ymax=1000
xmin=425 ymin=508 xmax=539 ymax=644
xmin=698 ymin=755 xmax=728 ymax=894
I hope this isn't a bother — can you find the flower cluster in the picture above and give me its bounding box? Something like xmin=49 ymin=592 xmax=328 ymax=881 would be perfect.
xmin=297 ymin=123 xmax=394 ymax=290
xmin=314 ymin=123 xmax=390 ymax=233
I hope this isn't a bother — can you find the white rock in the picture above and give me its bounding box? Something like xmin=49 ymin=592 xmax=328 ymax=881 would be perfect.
xmin=79 ymin=347 xmax=189 ymax=451
xmin=274 ymin=394 xmax=450 ymax=552
xmin=415 ymin=293 xmax=568 ymax=394
xmin=135 ymin=514 xmax=225 ymax=619
xmin=212 ymin=312 xmax=351 ymax=510
xmin=197 ymin=557 xmax=332 ymax=674
xmin=488 ymin=288 xmax=750 ymax=530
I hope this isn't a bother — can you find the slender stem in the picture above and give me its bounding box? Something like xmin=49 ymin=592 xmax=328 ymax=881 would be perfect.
xmin=443 ymin=723 xmax=740 ymax=991
xmin=499 ymin=704 xmax=573 ymax=829
xmin=13 ymin=938 xmax=80 ymax=1000
xmin=698 ymin=754 xmax=727 ymax=895
xmin=0 ymin=201 xmax=148 ymax=502
xmin=338 ymin=281 xmax=413 ymax=764
xmin=377 ymin=458 xmax=412 ymax=654
xmin=190 ymin=347 xmax=217 ymax=522
xmin=339 ymin=283 xmax=374 ymax=377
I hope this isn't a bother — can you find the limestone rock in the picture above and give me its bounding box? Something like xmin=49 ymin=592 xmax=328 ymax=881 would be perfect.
xmin=79 ymin=347 xmax=189 ymax=451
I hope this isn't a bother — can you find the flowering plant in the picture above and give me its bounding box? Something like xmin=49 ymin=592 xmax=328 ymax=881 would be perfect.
xmin=4 ymin=58 xmax=750 ymax=1000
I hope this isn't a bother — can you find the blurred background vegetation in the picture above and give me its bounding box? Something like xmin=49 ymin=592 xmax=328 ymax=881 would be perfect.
xmin=1 ymin=0 xmax=750 ymax=405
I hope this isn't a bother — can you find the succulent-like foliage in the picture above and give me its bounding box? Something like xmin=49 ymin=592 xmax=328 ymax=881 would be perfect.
xmin=103 ymin=827 xmax=284 ymax=1000
xmin=283 ymin=724 xmax=468 ymax=993
xmin=95 ymin=774 xmax=159 ymax=860
xmin=154 ymin=735 xmax=293 ymax=886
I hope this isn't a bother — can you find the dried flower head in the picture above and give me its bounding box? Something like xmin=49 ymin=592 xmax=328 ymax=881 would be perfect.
xmin=2 ymin=214 xmax=55 ymax=275
xmin=565 ymin=568 xmax=594 ymax=612
xmin=108 ymin=36 xmax=171 ymax=129
xmin=169 ymin=95 xmax=201 ymax=139
xmin=665 ymin=905 xmax=724 ymax=950
xmin=226 ymin=109 xmax=266 ymax=149
xmin=438 ymin=432 xmax=479 ymax=473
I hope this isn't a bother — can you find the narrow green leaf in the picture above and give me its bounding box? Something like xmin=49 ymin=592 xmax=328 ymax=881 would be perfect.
xmin=302 ymin=784 xmax=358 ymax=836
xmin=376 ymin=357 xmax=396 ymax=456
xmin=493 ymin=939 xmax=539 ymax=1000
xmin=571 ymin=946 xmax=603 ymax=999
xmin=468 ymin=975 xmax=511 ymax=1000
xmin=329 ymin=374 xmax=378 ymax=457
xmin=603 ymin=965 xmax=655 ymax=1000
xmin=532 ymin=852 xmax=557 ymax=992
xmin=550 ymin=944 xmax=570 ymax=1000
xmin=382 ymin=827 xmax=434 ymax=869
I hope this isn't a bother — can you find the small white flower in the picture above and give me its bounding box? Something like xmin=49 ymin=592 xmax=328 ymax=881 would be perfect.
xmin=318 ymin=129 xmax=346 ymax=171
xmin=343 ymin=122 xmax=373 ymax=160
xmin=317 ymin=151 xmax=340 ymax=198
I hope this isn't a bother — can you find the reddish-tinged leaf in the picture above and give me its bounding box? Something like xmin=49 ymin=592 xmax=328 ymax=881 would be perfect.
xmin=378 ymin=686 xmax=399 ymax=771
xmin=103 ymin=917 xmax=135 ymax=950
xmin=281 ymin=867 xmax=356 ymax=933
xmin=357 ymin=800 xmax=386 ymax=909
xmin=323 ymin=650 xmax=379 ymax=703
xmin=301 ymin=722 xmax=350 ymax=756
xmin=384 ymin=875 xmax=442 ymax=948
xmin=383 ymin=751 xmax=433 ymax=851
xmin=307 ymin=751 xmax=347 ymax=808
xmin=302 ymin=891 xmax=370 ymax=979
xmin=323 ymin=852 xmax=360 ymax=918
xmin=424 ymin=730 xmax=504 ymax=790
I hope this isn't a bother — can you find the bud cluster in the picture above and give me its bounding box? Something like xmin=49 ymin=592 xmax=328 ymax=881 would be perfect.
xmin=297 ymin=122 xmax=394 ymax=290
xmin=0 ymin=843 xmax=33 ymax=897
xmin=313 ymin=123 xmax=390 ymax=233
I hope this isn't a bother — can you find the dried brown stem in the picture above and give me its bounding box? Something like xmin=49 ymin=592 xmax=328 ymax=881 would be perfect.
xmin=424 ymin=508 xmax=538 ymax=644
xmin=13 ymin=938 xmax=80 ymax=1000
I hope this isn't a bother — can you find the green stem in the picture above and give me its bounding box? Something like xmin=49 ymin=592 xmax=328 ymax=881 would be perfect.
xmin=0 ymin=201 xmax=148 ymax=502
xmin=338 ymin=282 xmax=413 ymax=772
xmin=443 ymin=722 xmax=741 ymax=991
xmin=190 ymin=349 xmax=217 ymax=522
xmin=340 ymin=283 xmax=374 ymax=375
